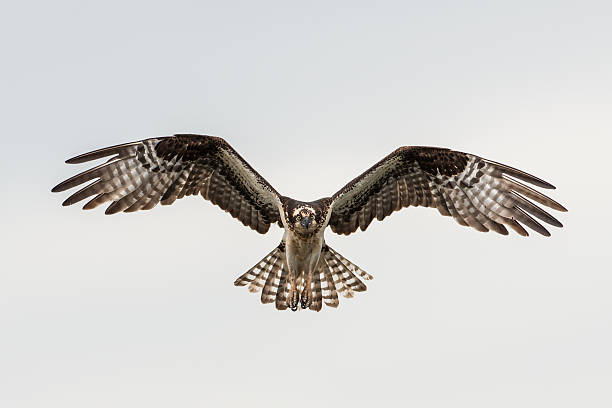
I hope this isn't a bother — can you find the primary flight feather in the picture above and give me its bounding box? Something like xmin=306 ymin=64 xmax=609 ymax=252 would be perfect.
xmin=52 ymin=134 xmax=566 ymax=311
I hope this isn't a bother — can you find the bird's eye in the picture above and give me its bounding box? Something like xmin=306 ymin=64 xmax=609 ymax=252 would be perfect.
xmin=296 ymin=215 xmax=302 ymax=221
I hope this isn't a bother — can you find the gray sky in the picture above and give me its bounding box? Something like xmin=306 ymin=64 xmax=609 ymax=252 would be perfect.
xmin=1 ymin=1 xmax=611 ymax=407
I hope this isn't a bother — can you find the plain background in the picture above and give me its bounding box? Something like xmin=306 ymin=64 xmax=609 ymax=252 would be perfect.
xmin=1 ymin=1 xmax=611 ymax=407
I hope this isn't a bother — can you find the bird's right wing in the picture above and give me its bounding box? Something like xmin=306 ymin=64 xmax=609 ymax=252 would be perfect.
xmin=52 ymin=134 xmax=283 ymax=234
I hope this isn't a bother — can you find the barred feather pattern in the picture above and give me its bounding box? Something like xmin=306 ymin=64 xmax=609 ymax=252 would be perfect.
xmin=233 ymin=243 xmax=288 ymax=306
xmin=52 ymin=134 xmax=282 ymax=234
xmin=311 ymin=245 xmax=371 ymax=310
xmin=235 ymin=243 xmax=371 ymax=311
xmin=329 ymin=146 xmax=567 ymax=237
xmin=53 ymin=136 xmax=567 ymax=312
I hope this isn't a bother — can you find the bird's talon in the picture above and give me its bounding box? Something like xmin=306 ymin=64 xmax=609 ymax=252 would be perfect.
xmin=300 ymin=288 xmax=311 ymax=309
xmin=289 ymin=289 xmax=299 ymax=311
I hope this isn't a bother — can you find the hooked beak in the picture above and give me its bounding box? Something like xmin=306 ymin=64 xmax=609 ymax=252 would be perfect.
xmin=300 ymin=216 xmax=312 ymax=229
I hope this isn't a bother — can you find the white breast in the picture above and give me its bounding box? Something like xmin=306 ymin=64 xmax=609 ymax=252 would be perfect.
xmin=285 ymin=230 xmax=324 ymax=277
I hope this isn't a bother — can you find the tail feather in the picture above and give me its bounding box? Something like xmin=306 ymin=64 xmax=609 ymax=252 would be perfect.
xmin=322 ymin=246 xmax=368 ymax=298
xmin=249 ymin=250 xmax=282 ymax=293
xmin=248 ymin=263 xmax=271 ymax=293
xmin=233 ymin=247 xmax=278 ymax=288
xmin=324 ymin=255 xmax=354 ymax=298
xmin=328 ymin=246 xmax=373 ymax=281
xmin=309 ymin=267 xmax=323 ymax=311
xmin=261 ymin=255 xmax=284 ymax=304
xmin=275 ymin=267 xmax=290 ymax=310
xmin=320 ymin=263 xmax=339 ymax=308
xmin=330 ymin=252 xmax=367 ymax=293
xmin=234 ymin=241 xmax=371 ymax=311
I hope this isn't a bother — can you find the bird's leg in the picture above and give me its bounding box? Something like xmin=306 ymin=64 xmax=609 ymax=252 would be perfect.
xmin=288 ymin=274 xmax=299 ymax=311
xmin=300 ymin=273 xmax=312 ymax=309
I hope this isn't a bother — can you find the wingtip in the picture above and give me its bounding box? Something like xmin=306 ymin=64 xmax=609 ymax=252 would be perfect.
xmin=65 ymin=155 xmax=91 ymax=164
xmin=549 ymin=202 xmax=568 ymax=212
xmin=549 ymin=215 xmax=564 ymax=228
xmin=51 ymin=183 xmax=68 ymax=193
xmin=487 ymin=159 xmax=558 ymax=189
xmin=537 ymin=180 xmax=556 ymax=190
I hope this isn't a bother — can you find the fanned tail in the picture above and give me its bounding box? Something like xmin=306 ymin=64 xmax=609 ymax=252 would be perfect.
xmin=234 ymin=242 xmax=290 ymax=310
xmin=233 ymin=246 xmax=279 ymax=292
xmin=309 ymin=244 xmax=373 ymax=311
xmin=234 ymin=241 xmax=372 ymax=312
xmin=326 ymin=246 xmax=373 ymax=282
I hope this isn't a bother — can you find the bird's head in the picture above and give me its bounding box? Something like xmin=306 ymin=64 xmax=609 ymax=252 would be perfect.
xmin=286 ymin=202 xmax=321 ymax=237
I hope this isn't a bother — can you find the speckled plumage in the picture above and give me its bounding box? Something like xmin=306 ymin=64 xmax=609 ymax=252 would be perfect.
xmin=53 ymin=134 xmax=567 ymax=311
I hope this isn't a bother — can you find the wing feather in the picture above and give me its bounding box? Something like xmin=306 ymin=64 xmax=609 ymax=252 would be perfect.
xmin=52 ymin=134 xmax=282 ymax=233
xmin=329 ymin=146 xmax=566 ymax=237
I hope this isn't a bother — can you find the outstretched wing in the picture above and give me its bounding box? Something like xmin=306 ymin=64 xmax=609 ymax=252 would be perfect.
xmin=328 ymin=146 xmax=567 ymax=236
xmin=52 ymin=134 xmax=282 ymax=234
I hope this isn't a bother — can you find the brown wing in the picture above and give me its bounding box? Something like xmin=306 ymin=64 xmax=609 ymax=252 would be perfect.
xmin=52 ymin=134 xmax=282 ymax=234
xmin=328 ymin=146 xmax=567 ymax=236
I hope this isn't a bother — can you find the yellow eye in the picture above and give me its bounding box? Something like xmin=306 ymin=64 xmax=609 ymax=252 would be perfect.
xmin=296 ymin=215 xmax=302 ymax=221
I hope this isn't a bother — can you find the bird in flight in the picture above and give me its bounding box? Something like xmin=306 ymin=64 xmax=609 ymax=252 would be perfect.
xmin=52 ymin=134 xmax=566 ymax=311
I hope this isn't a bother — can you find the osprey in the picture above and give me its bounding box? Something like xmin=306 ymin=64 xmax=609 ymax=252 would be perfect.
xmin=52 ymin=134 xmax=566 ymax=311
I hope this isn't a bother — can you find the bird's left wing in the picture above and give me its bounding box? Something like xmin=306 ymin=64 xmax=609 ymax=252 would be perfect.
xmin=52 ymin=134 xmax=282 ymax=234
xmin=328 ymin=146 xmax=567 ymax=236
